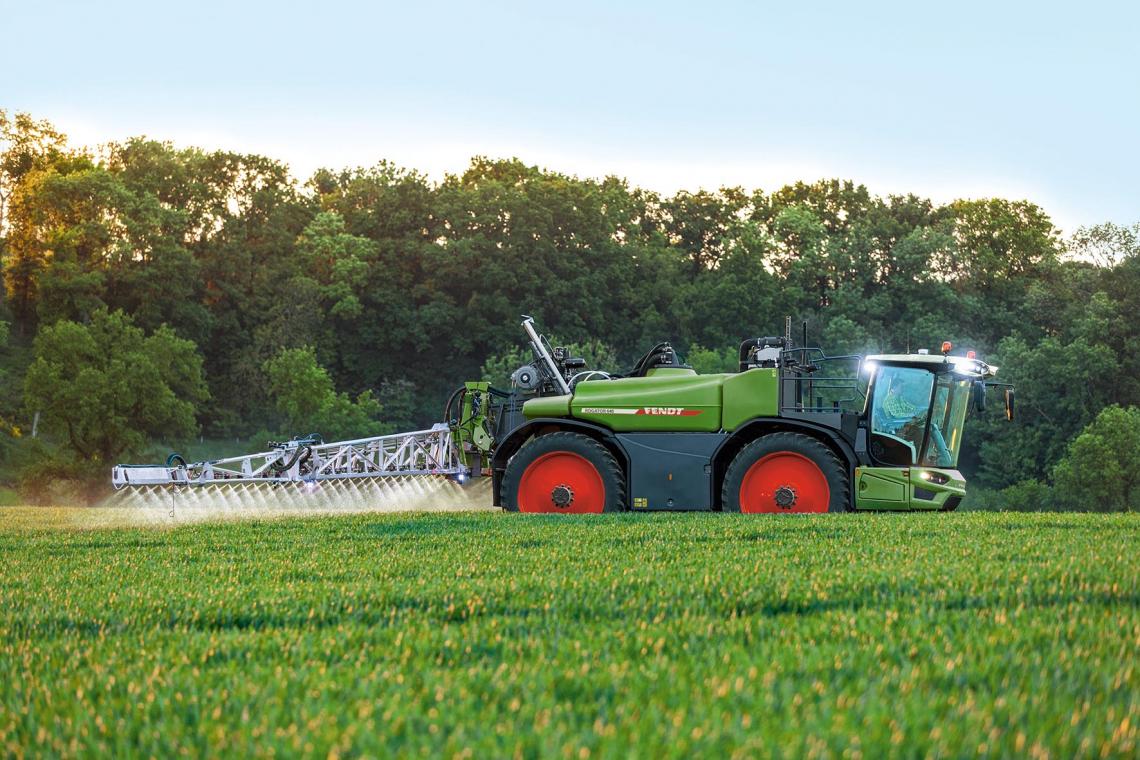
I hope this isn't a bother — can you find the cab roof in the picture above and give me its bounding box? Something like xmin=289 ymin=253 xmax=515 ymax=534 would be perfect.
xmin=864 ymin=353 xmax=998 ymax=379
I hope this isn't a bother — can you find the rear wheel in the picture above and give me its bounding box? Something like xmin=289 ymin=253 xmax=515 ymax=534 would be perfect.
xmin=501 ymin=432 xmax=625 ymax=513
xmin=722 ymin=432 xmax=849 ymax=513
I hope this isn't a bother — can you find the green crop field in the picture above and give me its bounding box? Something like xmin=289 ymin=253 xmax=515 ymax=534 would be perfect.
xmin=1 ymin=509 xmax=1137 ymax=758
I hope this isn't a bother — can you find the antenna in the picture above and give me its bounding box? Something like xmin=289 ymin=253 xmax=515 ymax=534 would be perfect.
xmin=801 ymin=320 xmax=809 ymax=371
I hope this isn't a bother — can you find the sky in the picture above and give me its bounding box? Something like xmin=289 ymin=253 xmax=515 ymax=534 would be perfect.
xmin=1 ymin=0 xmax=1137 ymax=233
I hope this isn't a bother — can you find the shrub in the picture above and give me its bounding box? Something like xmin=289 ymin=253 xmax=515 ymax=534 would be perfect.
xmin=1052 ymin=405 xmax=1140 ymax=512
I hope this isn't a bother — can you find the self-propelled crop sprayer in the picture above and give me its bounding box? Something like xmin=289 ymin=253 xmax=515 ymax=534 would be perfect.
xmin=112 ymin=316 xmax=1014 ymax=513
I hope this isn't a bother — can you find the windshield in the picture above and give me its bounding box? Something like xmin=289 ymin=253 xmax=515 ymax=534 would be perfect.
xmin=869 ymin=366 xmax=972 ymax=468
xmin=869 ymin=366 xmax=934 ymax=465
xmin=920 ymin=374 xmax=972 ymax=467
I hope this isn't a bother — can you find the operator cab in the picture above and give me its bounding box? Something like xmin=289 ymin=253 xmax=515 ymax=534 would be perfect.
xmin=862 ymin=353 xmax=998 ymax=469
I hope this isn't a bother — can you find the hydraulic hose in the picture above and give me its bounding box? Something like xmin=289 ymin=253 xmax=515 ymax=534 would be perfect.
xmin=442 ymin=386 xmax=467 ymax=425
xmin=273 ymin=445 xmax=311 ymax=474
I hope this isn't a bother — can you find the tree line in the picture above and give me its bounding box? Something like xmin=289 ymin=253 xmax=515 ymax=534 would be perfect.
xmin=1 ymin=109 xmax=1138 ymax=508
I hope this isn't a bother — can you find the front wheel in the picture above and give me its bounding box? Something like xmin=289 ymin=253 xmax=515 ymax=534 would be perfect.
xmin=722 ymin=433 xmax=850 ymax=513
xmin=501 ymin=432 xmax=626 ymax=513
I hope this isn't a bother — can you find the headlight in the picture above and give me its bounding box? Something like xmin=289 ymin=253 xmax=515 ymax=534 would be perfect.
xmin=917 ymin=471 xmax=950 ymax=485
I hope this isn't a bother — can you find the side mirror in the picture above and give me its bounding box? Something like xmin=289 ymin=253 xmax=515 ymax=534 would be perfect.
xmin=972 ymin=381 xmax=987 ymax=413
xmin=1004 ymin=388 xmax=1015 ymax=421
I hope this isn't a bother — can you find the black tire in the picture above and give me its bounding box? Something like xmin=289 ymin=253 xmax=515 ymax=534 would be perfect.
xmin=501 ymin=432 xmax=625 ymax=513
xmin=721 ymin=432 xmax=850 ymax=513
xmin=940 ymin=495 xmax=962 ymax=512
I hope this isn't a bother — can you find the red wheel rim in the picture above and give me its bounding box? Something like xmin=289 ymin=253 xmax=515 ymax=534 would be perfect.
xmin=517 ymin=451 xmax=606 ymax=513
xmin=739 ymin=452 xmax=830 ymax=513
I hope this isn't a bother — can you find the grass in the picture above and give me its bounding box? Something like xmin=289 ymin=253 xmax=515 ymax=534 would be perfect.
xmin=1 ymin=509 xmax=1137 ymax=758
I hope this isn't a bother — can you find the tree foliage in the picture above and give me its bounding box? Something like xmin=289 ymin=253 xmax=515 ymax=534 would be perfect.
xmin=22 ymin=309 xmax=207 ymax=493
xmin=0 ymin=109 xmax=67 ymax=234
xmin=1052 ymin=406 xmax=1140 ymax=512
xmin=263 ymin=347 xmax=389 ymax=441
xmin=1 ymin=111 xmax=1138 ymax=507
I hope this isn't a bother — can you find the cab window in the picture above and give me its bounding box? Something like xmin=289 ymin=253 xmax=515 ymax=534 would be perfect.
xmin=869 ymin=366 xmax=933 ymax=465
xmin=920 ymin=374 xmax=972 ymax=467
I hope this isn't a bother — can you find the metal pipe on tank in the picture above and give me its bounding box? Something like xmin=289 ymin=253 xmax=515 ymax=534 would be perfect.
xmin=521 ymin=316 xmax=571 ymax=395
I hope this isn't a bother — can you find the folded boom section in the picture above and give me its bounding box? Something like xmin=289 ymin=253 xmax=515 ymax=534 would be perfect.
xmin=112 ymin=424 xmax=464 ymax=489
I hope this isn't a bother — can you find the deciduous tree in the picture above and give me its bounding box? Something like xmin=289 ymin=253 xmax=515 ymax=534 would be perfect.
xmin=23 ymin=309 xmax=207 ymax=495
xmin=1053 ymin=405 xmax=1140 ymax=512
